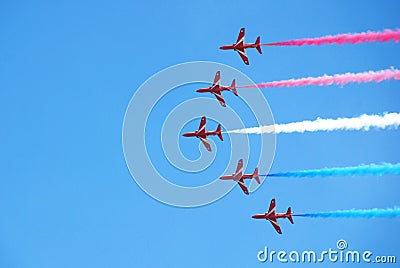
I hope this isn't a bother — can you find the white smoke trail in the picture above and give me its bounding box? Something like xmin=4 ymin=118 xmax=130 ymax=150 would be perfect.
xmin=226 ymin=113 xmax=400 ymax=134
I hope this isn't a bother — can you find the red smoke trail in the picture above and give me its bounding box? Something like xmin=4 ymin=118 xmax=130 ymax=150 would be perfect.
xmin=263 ymin=29 xmax=400 ymax=46
xmin=238 ymin=68 xmax=400 ymax=89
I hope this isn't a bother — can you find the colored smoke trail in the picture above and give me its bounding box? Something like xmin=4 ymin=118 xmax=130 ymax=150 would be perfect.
xmin=266 ymin=163 xmax=400 ymax=178
xmin=264 ymin=29 xmax=400 ymax=46
xmin=238 ymin=68 xmax=400 ymax=89
xmin=293 ymin=208 xmax=400 ymax=218
xmin=225 ymin=113 xmax=400 ymax=134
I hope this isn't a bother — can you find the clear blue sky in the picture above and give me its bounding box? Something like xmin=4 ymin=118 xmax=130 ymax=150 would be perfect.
xmin=1 ymin=1 xmax=399 ymax=267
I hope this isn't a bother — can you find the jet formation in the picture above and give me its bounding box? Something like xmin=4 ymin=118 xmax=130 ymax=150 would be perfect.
xmin=182 ymin=28 xmax=294 ymax=234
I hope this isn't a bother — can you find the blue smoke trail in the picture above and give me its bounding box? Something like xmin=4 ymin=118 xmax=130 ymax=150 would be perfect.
xmin=265 ymin=163 xmax=400 ymax=178
xmin=293 ymin=208 xmax=400 ymax=218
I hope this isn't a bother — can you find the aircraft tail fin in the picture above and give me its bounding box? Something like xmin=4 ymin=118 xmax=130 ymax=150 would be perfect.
xmin=255 ymin=36 xmax=262 ymax=54
xmin=216 ymin=124 xmax=223 ymax=141
xmin=287 ymin=207 xmax=294 ymax=224
xmin=253 ymin=168 xmax=260 ymax=184
xmin=230 ymin=79 xmax=238 ymax=96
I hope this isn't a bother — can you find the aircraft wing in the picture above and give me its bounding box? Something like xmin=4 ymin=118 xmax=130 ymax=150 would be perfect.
xmin=268 ymin=218 xmax=282 ymax=234
xmin=236 ymin=48 xmax=249 ymax=65
xmin=199 ymin=137 xmax=212 ymax=152
xmin=213 ymin=71 xmax=220 ymax=86
xmin=236 ymin=28 xmax=245 ymax=45
xmin=197 ymin=116 xmax=206 ymax=135
xmin=237 ymin=179 xmax=249 ymax=195
xmin=211 ymin=91 xmax=226 ymax=107
xmin=233 ymin=159 xmax=243 ymax=179
xmin=266 ymin=198 xmax=276 ymax=216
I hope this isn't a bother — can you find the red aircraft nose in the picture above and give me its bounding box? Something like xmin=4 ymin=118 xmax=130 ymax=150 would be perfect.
xmin=252 ymin=214 xmax=266 ymax=219
xmin=196 ymin=88 xmax=208 ymax=93
xmin=182 ymin=133 xmax=190 ymax=137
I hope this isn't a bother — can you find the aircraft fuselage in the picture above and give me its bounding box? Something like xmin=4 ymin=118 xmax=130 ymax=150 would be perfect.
xmin=252 ymin=213 xmax=290 ymax=220
xmin=220 ymin=43 xmax=258 ymax=51
xmin=182 ymin=130 xmax=218 ymax=138
xmin=196 ymin=85 xmax=231 ymax=93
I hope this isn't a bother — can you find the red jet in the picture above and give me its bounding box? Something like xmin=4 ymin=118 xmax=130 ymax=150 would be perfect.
xmin=252 ymin=198 xmax=294 ymax=234
xmin=219 ymin=28 xmax=262 ymax=65
xmin=196 ymin=71 xmax=238 ymax=107
xmin=182 ymin=116 xmax=223 ymax=152
xmin=219 ymin=159 xmax=260 ymax=195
